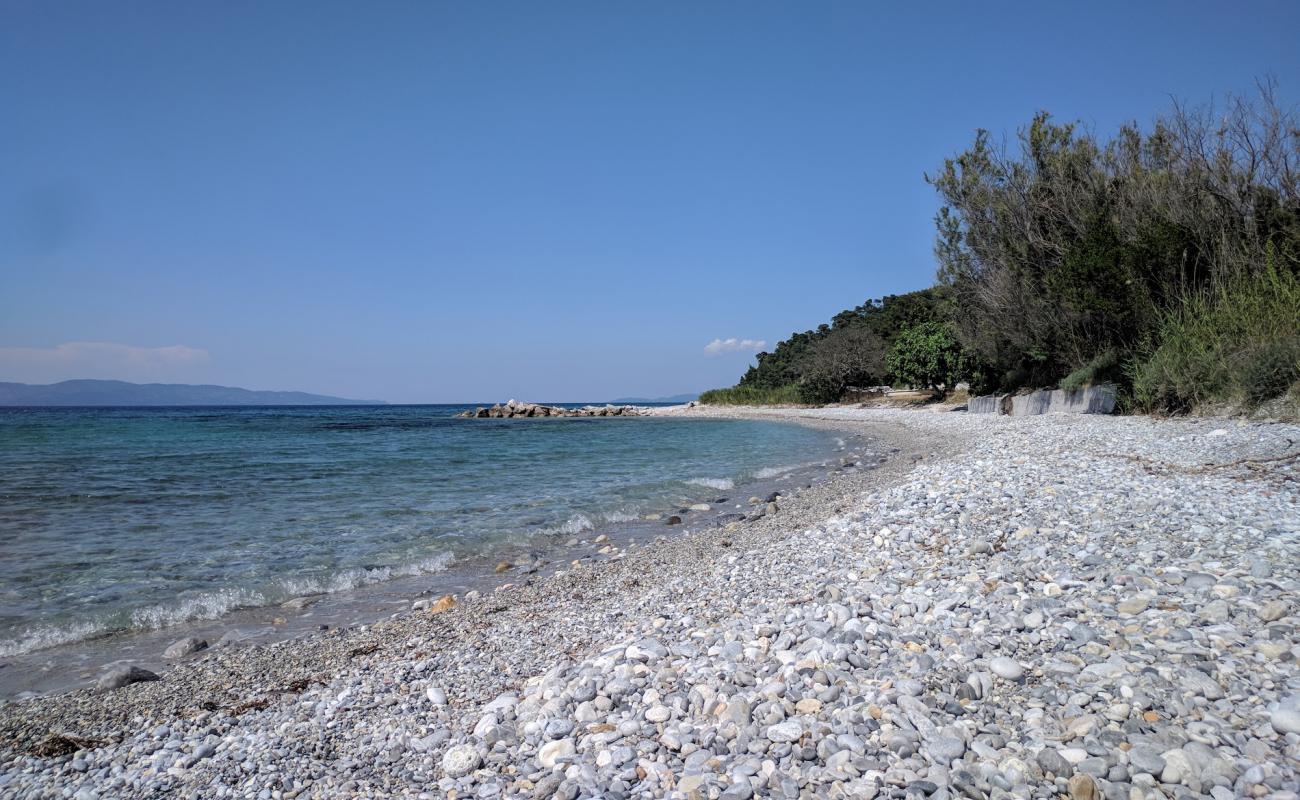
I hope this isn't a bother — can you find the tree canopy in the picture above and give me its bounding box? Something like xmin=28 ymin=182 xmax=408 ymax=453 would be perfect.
xmin=736 ymin=287 xmax=956 ymax=402
xmin=704 ymin=81 xmax=1300 ymax=413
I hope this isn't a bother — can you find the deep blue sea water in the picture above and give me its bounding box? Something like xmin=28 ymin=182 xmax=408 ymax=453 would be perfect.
xmin=0 ymin=405 xmax=844 ymax=657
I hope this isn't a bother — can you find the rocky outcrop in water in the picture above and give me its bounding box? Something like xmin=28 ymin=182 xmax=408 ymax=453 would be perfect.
xmin=457 ymin=399 xmax=645 ymax=418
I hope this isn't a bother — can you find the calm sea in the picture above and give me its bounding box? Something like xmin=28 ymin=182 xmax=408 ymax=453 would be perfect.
xmin=0 ymin=405 xmax=844 ymax=657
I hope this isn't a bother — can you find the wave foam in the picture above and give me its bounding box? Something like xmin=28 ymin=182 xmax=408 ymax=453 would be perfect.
xmin=274 ymin=552 xmax=457 ymax=598
xmin=558 ymin=514 xmax=594 ymax=535
xmin=687 ymin=477 xmax=734 ymax=491
xmin=131 ymin=586 xmax=266 ymax=630
xmin=1 ymin=551 xmax=458 ymax=657
xmin=0 ymin=619 xmax=113 ymax=658
xmin=753 ymin=465 xmax=797 ymax=479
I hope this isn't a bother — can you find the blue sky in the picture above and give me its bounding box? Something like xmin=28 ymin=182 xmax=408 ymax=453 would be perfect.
xmin=2 ymin=1 xmax=1297 ymax=402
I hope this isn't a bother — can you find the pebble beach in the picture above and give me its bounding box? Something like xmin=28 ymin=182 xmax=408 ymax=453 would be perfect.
xmin=2 ymin=407 xmax=1298 ymax=800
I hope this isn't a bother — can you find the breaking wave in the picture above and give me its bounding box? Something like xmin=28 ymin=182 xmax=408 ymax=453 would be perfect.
xmin=0 ymin=551 xmax=456 ymax=657
xmin=601 ymin=510 xmax=640 ymax=523
xmin=0 ymin=619 xmax=115 ymax=659
xmin=558 ymin=514 xmax=595 ymax=535
xmin=753 ymin=464 xmax=798 ymax=479
xmin=687 ymin=477 xmax=734 ymax=491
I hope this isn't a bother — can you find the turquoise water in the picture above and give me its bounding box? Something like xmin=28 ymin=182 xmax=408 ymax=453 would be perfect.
xmin=0 ymin=405 xmax=843 ymax=656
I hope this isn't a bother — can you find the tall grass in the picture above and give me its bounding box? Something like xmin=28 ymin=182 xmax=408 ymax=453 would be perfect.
xmin=697 ymin=384 xmax=805 ymax=406
xmin=1130 ymin=260 xmax=1300 ymax=414
xmin=1060 ymin=349 xmax=1121 ymax=393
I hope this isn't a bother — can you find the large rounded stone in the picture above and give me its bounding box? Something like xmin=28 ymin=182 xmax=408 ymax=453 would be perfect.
xmin=1036 ymin=748 xmax=1071 ymax=776
xmin=1270 ymin=709 xmax=1300 ymax=735
xmin=162 ymin=637 xmax=207 ymax=660
xmin=766 ymin=721 xmax=802 ymax=743
xmin=98 ymin=665 xmax=160 ymax=691
xmin=924 ymin=736 xmax=966 ymax=764
xmin=441 ymin=744 xmax=480 ymax=778
xmin=1067 ymin=774 xmax=1100 ymax=800
xmin=645 ymin=705 xmax=671 ymax=723
xmin=989 ymin=657 xmax=1024 ymax=680
xmin=538 ymin=738 xmax=576 ymax=769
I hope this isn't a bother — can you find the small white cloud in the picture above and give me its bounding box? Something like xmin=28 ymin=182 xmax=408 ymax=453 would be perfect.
xmin=704 ymin=337 xmax=767 ymax=356
xmin=0 ymin=341 xmax=211 ymax=384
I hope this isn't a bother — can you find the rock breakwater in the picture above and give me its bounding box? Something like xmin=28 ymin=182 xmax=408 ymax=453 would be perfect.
xmin=458 ymin=400 xmax=647 ymax=418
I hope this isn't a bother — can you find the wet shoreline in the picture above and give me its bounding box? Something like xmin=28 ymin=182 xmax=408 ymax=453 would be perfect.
xmin=0 ymin=418 xmax=873 ymax=698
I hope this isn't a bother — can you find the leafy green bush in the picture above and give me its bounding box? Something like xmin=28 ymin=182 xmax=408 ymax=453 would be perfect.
xmin=794 ymin=374 xmax=848 ymax=405
xmin=885 ymin=323 xmax=970 ymax=390
xmin=1129 ymin=260 xmax=1300 ymax=412
xmin=697 ymin=384 xmax=804 ymax=405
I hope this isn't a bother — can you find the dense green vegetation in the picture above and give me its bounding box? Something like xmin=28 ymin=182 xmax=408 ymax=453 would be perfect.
xmin=722 ymin=287 xmax=958 ymax=404
xmin=929 ymin=83 xmax=1299 ymax=410
xmin=696 ymin=384 xmax=804 ymax=406
xmin=702 ymin=83 xmax=1300 ymax=414
xmin=1129 ymin=257 xmax=1300 ymax=411
xmin=884 ymin=322 xmax=971 ymax=392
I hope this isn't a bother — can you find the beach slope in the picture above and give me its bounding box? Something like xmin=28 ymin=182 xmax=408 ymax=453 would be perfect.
xmin=2 ymin=408 xmax=1297 ymax=799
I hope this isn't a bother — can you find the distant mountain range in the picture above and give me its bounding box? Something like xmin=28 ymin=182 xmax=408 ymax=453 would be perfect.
xmin=0 ymin=380 xmax=383 ymax=406
xmin=610 ymin=393 xmax=698 ymax=404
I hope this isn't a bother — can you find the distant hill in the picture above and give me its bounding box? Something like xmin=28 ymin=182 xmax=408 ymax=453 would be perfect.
xmin=0 ymin=380 xmax=383 ymax=406
xmin=610 ymin=393 xmax=698 ymax=404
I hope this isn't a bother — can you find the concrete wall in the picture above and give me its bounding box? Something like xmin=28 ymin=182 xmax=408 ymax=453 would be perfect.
xmin=970 ymin=384 xmax=1116 ymax=416
xmin=1009 ymin=391 xmax=1054 ymax=416
xmin=968 ymin=394 xmax=1006 ymax=414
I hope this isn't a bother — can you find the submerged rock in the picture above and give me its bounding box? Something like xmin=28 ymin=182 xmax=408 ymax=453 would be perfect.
xmin=162 ymin=637 xmax=207 ymax=660
xmin=280 ymin=595 xmax=319 ymax=610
